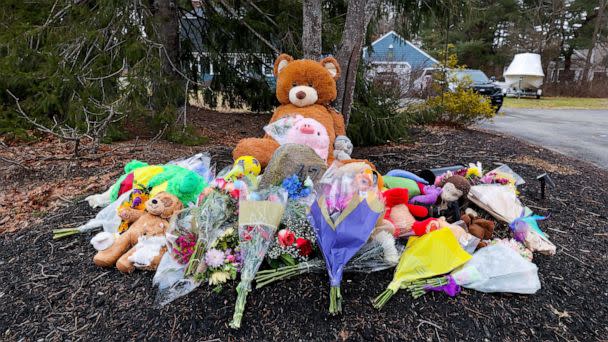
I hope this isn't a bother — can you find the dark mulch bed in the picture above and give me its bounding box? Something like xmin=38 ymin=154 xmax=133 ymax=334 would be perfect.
xmin=1 ymin=113 xmax=607 ymax=341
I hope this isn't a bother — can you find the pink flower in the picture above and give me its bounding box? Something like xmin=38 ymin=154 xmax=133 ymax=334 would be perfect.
xmin=259 ymin=228 xmax=270 ymax=240
xmin=278 ymin=229 xmax=295 ymax=247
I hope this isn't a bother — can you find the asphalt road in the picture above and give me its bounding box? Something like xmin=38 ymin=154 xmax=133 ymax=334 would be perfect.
xmin=480 ymin=108 xmax=608 ymax=169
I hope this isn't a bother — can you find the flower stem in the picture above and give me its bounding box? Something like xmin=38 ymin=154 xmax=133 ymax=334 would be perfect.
xmin=255 ymin=270 xmax=298 ymax=288
xmin=229 ymin=282 xmax=250 ymax=329
xmin=52 ymin=228 xmax=80 ymax=239
xmin=329 ymin=286 xmax=342 ymax=315
xmin=372 ymin=289 xmax=395 ymax=309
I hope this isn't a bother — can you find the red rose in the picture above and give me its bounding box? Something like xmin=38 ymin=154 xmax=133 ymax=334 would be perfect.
xmin=229 ymin=189 xmax=240 ymax=199
xmin=296 ymin=238 xmax=312 ymax=256
xmin=278 ymin=229 xmax=295 ymax=247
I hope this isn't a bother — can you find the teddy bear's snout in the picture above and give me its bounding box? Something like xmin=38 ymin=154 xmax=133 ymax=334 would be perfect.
xmin=296 ymin=91 xmax=306 ymax=99
xmin=151 ymin=199 xmax=158 ymax=205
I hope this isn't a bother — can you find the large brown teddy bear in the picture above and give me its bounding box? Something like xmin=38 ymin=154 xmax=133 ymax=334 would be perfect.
xmin=92 ymin=192 xmax=182 ymax=273
xmin=232 ymin=53 xmax=350 ymax=167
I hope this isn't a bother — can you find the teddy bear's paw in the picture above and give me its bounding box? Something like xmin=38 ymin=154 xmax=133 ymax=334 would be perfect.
xmin=333 ymin=136 xmax=353 ymax=160
xmin=465 ymin=207 xmax=479 ymax=217
xmin=91 ymin=232 xmax=116 ymax=251
xmin=129 ymin=236 xmax=167 ymax=268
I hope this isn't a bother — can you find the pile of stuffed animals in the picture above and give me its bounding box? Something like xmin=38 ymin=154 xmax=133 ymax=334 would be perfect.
xmin=84 ymin=53 xmax=513 ymax=274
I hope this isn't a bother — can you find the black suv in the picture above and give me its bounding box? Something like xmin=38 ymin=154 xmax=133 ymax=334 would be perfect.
xmin=414 ymin=68 xmax=503 ymax=112
xmin=450 ymin=69 xmax=503 ymax=112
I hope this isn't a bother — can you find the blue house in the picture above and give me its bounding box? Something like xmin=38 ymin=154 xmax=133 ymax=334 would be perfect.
xmin=362 ymin=31 xmax=439 ymax=92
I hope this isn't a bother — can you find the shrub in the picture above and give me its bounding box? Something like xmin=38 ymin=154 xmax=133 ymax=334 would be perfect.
xmin=406 ymin=45 xmax=495 ymax=127
xmin=166 ymin=125 xmax=209 ymax=146
xmin=410 ymin=86 xmax=496 ymax=126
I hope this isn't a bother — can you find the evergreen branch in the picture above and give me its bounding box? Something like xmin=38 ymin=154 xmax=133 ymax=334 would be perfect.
xmin=213 ymin=0 xmax=280 ymax=55
xmin=245 ymin=0 xmax=279 ymax=28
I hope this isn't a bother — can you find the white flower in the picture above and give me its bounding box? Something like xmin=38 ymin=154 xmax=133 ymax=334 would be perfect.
xmin=205 ymin=248 xmax=225 ymax=268
xmin=209 ymin=271 xmax=230 ymax=285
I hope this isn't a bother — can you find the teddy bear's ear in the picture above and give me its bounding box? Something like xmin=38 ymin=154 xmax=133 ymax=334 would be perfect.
xmin=274 ymin=54 xmax=294 ymax=77
xmin=319 ymin=56 xmax=341 ymax=80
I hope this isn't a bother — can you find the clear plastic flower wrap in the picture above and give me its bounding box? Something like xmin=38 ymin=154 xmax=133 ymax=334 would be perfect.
xmin=153 ymin=187 xmax=239 ymax=307
xmin=255 ymin=238 xmax=403 ymax=288
xmin=403 ymin=243 xmax=540 ymax=299
xmin=53 ymin=191 xmax=132 ymax=239
xmin=169 ymin=152 xmax=214 ymax=182
xmin=230 ymin=187 xmax=287 ymax=329
xmin=184 ymin=189 xmax=239 ymax=278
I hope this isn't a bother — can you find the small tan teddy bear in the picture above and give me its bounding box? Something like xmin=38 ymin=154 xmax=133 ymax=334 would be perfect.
xmin=92 ymin=192 xmax=182 ymax=273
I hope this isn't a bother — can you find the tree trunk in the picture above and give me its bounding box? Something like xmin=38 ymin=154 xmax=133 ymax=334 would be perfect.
xmin=582 ymin=0 xmax=606 ymax=85
xmin=302 ymin=0 xmax=322 ymax=60
xmin=153 ymin=0 xmax=180 ymax=76
xmin=334 ymin=0 xmax=380 ymax=126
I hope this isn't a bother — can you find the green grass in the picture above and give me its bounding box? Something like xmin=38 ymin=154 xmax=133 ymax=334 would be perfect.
xmin=503 ymin=96 xmax=608 ymax=110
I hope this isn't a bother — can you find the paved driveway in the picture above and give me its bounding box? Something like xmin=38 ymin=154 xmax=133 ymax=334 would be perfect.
xmin=480 ymin=108 xmax=608 ymax=169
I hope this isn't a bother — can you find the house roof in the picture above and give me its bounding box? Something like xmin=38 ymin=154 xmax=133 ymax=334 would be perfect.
xmin=573 ymin=46 xmax=608 ymax=64
xmin=363 ymin=31 xmax=439 ymax=69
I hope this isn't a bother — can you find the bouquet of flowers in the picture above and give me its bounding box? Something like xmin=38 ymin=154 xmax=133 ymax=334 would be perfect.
xmin=230 ymin=187 xmax=287 ymax=329
xmin=308 ymin=162 xmax=384 ymax=314
xmin=373 ymin=228 xmax=471 ymax=309
xmin=185 ymin=183 xmax=240 ymax=278
xmin=255 ymin=237 xmax=401 ymax=288
xmin=266 ymin=200 xmax=317 ymax=267
xmin=404 ymin=243 xmax=540 ymax=298
xmin=468 ymin=184 xmax=555 ymax=255
xmin=195 ymin=228 xmax=242 ymax=291
xmin=479 ymin=164 xmax=525 ymax=187
xmin=53 ymin=190 xmax=133 ymax=239
xmin=116 ymin=186 xmax=150 ymax=233
xmin=153 ymin=180 xmax=242 ymax=306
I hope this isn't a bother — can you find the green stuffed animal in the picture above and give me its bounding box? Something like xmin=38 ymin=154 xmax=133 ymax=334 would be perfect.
xmin=109 ymin=160 xmax=207 ymax=206
xmin=148 ymin=164 xmax=207 ymax=206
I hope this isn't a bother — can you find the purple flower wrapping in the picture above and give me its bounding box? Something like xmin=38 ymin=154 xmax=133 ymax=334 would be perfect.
xmin=308 ymin=195 xmax=383 ymax=287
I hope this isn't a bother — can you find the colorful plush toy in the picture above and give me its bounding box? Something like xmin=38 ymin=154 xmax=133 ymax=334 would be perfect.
xmin=92 ymin=192 xmax=183 ymax=273
xmin=385 ymin=169 xmax=428 ymax=185
xmin=410 ymin=185 xmax=442 ymax=205
xmin=375 ymin=188 xmax=430 ymax=238
xmin=232 ymin=53 xmax=350 ymax=167
xmin=265 ymin=115 xmax=331 ymax=162
xmin=333 ymin=136 xmax=353 ymax=161
xmin=382 ymin=175 xmax=422 ymax=197
xmin=108 ymin=160 xmax=207 ymax=206
xmin=224 ymin=156 xmax=262 ymax=182
xmin=109 ymin=160 xmax=163 ymax=201
xmin=439 ymin=175 xmax=471 ymax=204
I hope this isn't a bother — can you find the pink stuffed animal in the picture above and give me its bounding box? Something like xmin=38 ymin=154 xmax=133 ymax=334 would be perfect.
xmin=265 ymin=115 xmax=330 ymax=161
